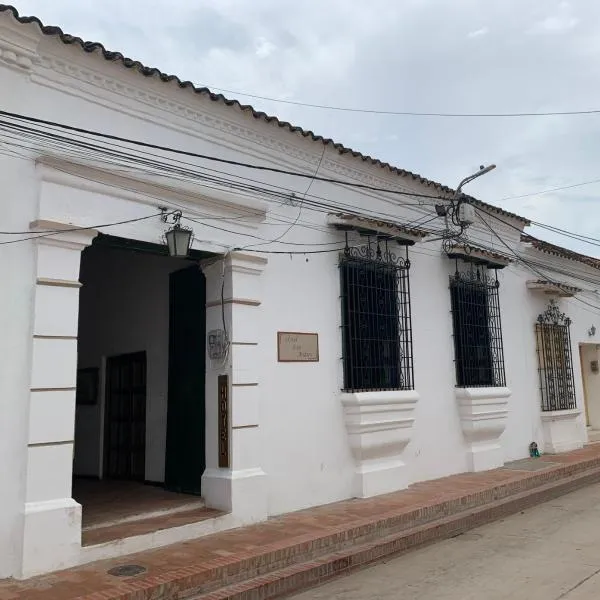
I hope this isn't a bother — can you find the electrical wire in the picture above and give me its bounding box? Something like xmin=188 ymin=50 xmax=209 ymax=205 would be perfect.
xmin=200 ymin=85 xmax=600 ymax=118
xmin=8 ymin=108 xmax=600 ymax=254
xmin=0 ymin=122 xmax=445 ymax=229
xmin=0 ymin=110 xmax=451 ymax=199
xmin=0 ymin=211 xmax=170 ymax=245
xmin=497 ymin=178 xmax=600 ymax=202
xmin=239 ymin=145 xmax=327 ymax=250
xmin=475 ymin=209 xmax=600 ymax=312
xmin=4 ymin=109 xmax=600 ymax=262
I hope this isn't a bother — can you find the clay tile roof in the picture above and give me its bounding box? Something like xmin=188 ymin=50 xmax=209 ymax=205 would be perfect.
xmin=0 ymin=4 xmax=531 ymax=226
xmin=327 ymin=212 xmax=429 ymax=244
xmin=526 ymin=279 xmax=581 ymax=297
xmin=521 ymin=234 xmax=600 ymax=270
xmin=445 ymin=242 xmax=511 ymax=269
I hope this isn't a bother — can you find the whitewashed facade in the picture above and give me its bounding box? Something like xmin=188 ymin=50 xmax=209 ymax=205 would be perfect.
xmin=0 ymin=6 xmax=599 ymax=580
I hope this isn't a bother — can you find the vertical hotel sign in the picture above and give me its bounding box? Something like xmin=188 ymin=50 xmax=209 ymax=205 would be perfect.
xmin=218 ymin=375 xmax=229 ymax=468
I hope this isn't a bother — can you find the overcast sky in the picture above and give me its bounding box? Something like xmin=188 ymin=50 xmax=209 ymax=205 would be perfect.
xmin=10 ymin=0 xmax=600 ymax=254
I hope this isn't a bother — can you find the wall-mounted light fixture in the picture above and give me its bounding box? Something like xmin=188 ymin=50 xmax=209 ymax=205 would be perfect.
xmin=589 ymin=325 xmax=597 ymax=337
xmin=161 ymin=209 xmax=193 ymax=258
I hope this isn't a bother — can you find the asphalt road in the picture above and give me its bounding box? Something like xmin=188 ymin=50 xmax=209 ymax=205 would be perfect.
xmin=292 ymin=482 xmax=600 ymax=600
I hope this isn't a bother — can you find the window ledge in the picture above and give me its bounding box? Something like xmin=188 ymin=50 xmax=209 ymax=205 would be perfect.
xmin=340 ymin=389 xmax=419 ymax=407
xmin=541 ymin=408 xmax=581 ymax=421
xmin=455 ymin=387 xmax=512 ymax=402
xmin=340 ymin=390 xmax=419 ymax=435
xmin=340 ymin=390 xmax=419 ymax=497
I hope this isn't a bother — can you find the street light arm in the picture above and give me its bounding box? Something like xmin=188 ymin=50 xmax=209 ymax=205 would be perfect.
xmin=454 ymin=164 xmax=496 ymax=198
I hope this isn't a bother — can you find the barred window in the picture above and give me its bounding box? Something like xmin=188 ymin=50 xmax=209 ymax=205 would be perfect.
xmin=535 ymin=300 xmax=576 ymax=411
xmin=339 ymin=239 xmax=413 ymax=392
xmin=449 ymin=269 xmax=506 ymax=388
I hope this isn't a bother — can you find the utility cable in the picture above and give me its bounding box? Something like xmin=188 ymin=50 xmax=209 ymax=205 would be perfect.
xmin=0 ymin=110 xmax=451 ymax=199
xmin=475 ymin=209 xmax=600 ymax=312
xmin=201 ymin=85 xmax=600 ymax=118
xmin=0 ymin=211 xmax=170 ymax=244
xmin=239 ymin=145 xmax=327 ymax=250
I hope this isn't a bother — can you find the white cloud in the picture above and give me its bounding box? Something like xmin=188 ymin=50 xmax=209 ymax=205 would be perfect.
xmin=528 ymin=15 xmax=579 ymax=34
xmin=467 ymin=27 xmax=489 ymax=39
xmin=254 ymin=37 xmax=276 ymax=59
xmin=527 ymin=2 xmax=579 ymax=34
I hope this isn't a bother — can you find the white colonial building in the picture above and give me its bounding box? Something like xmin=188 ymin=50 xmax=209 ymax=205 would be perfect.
xmin=1 ymin=4 xmax=599 ymax=580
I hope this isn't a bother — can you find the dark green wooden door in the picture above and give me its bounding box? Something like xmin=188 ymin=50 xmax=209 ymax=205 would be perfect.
xmin=165 ymin=265 xmax=206 ymax=495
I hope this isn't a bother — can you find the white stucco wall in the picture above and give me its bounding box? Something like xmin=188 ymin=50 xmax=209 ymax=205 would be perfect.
xmin=75 ymin=244 xmax=190 ymax=482
xmin=0 ymin=10 xmax=598 ymax=577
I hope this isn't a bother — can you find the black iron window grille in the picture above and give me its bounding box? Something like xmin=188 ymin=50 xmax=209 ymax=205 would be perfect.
xmin=339 ymin=236 xmax=414 ymax=392
xmin=449 ymin=267 xmax=506 ymax=388
xmin=535 ymin=300 xmax=576 ymax=411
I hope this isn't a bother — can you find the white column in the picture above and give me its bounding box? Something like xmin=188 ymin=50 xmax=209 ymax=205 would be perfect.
xmin=201 ymin=252 xmax=268 ymax=523
xmin=20 ymin=222 xmax=96 ymax=578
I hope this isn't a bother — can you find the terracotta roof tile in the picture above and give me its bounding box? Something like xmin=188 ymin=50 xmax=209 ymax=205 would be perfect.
xmin=0 ymin=4 xmax=530 ymax=225
xmin=521 ymin=234 xmax=600 ymax=270
xmin=445 ymin=242 xmax=511 ymax=269
xmin=327 ymin=212 xmax=429 ymax=243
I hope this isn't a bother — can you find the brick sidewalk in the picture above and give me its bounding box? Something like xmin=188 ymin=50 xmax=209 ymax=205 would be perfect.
xmin=2 ymin=445 xmax=600 ymax=600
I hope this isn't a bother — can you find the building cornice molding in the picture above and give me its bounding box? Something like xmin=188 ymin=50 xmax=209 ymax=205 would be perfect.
xmin=27 ymin=50 xmax=436 ymax=204
xmin=35 ymin=158 xmax=267 ymax=227
xmin=0 ymin=22 xmax=39 ymax=72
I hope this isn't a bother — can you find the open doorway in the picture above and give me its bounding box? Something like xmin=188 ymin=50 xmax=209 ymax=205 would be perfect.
xmin=580 ymin=343 xmax=600 ymax=442
xmin=73 ymin=234 xmax=215 ymax=543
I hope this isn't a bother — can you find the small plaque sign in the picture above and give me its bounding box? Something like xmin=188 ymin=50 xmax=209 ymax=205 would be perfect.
xmin=277 ymin=332 xmax=319 ymax=363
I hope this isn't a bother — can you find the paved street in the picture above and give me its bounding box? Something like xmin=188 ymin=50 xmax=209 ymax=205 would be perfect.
xmin=293 ymin=482 xmax=600 ymax=600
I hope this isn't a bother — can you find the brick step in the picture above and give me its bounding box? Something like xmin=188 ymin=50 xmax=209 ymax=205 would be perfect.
xmin=169 ymin=457 xmax=600 ymax=599
xmin=190 ymin=464 xmax=600 ymax=600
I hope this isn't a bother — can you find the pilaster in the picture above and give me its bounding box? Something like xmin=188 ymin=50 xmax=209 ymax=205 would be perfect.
xmin=201 ymin=252 xmax=268 ymax=522
xmin=20 ymin=222 xmax=97 ymax=578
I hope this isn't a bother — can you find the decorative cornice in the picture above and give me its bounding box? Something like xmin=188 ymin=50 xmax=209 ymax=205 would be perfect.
xmin=36 ymin=158 xmax=267 ymax=226
xmin=30 ymin=219 xmax=98 ymax=250
xmin=526 ymin=279 xmax=580 ymax=298
xmin=27 ymin=51 xmax=512 ymax=225
xmin=327 ymin=212 xmax=429 ymax=245
xmin=0 ymin=22 xmax=38 ymax=72
xmin=27 ymin=54 xmax=460 ymax=208
xmin=34 ymin=54 xmax=321 ymax=171
xmin=446 ymin=242 xmax=511 ymax=269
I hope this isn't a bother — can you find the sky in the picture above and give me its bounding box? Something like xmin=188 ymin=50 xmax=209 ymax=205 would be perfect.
xmin=8 ymin=0 xmax=600 ymax=254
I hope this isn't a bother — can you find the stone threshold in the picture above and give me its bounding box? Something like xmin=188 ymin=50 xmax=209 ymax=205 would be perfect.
xmin=3 ymin=445 xmax=600 ymax=600
xmin=82 ymin=506 xmax=224 ymax=546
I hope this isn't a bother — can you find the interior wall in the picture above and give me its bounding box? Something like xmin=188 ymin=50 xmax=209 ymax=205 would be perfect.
xmin=74 ymin=243 xmax=189 ymax=482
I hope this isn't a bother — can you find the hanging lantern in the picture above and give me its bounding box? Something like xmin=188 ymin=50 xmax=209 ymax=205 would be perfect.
xmin=163 ymin=210 xmax=193 ymax=257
